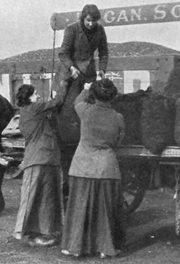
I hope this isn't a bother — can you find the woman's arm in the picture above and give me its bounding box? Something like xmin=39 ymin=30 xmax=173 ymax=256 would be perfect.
xmin=74 ymin=83 xmax=92 ymax=118
xmin=33 ymin=81 xmax=68 ymax=114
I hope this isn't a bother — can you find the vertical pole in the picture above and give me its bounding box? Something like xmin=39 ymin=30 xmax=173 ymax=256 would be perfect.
xmin=50 ymin=29 xmax=56 ymax=99
xmin=9 ymin=74 xmax=14 ymax=106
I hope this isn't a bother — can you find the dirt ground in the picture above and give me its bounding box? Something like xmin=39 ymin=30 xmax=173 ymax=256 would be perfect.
xmin=1 ymin=178 xmax=180 ymax=264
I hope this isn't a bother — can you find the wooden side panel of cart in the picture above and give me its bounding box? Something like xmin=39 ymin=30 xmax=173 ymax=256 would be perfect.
xmin=0 ymin=54 xmax=179 ymax=108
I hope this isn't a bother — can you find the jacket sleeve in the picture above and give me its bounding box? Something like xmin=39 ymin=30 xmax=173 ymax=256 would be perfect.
xmin=33 ymin=82 xmax=68 ymax=115
xmin=59 ymin=25 xmax=75 ymax=69
xmin=74 ymin=89 xmax=90 ymax=119
xmin=98 ymin=26 xmax=108 ymax=73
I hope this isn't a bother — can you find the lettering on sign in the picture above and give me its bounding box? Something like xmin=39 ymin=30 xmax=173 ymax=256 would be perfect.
xmin=164 ymin=148 xmax=180 ymax=156
xmin=51 ymin=2 xmax=180 ymax=30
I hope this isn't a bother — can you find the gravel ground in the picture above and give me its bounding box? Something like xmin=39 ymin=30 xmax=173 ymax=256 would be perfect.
xmin=1 ymin=178 xmax=180 ymax=264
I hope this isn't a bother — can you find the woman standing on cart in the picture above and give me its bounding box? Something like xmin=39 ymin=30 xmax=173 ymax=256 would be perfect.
xmin=13 ymin=83 xmax=67 ymax=246
xmin=57 ymin=3 xmax=108 ymax=85
xmin=61 ymin=79 xmax=127 ymax=258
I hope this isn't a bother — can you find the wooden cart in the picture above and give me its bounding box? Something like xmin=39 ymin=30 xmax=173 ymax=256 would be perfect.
xmin=2 ymin=133 xmax=180 ymax=215
xmin=116 ymin=145 xmax=180 ymax=214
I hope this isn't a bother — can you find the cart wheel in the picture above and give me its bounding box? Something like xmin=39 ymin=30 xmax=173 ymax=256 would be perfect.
xmin=122 ymin=168 xmax=145 ymax=215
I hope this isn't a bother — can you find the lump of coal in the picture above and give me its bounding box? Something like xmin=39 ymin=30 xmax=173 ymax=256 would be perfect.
xmin=112 ymin=90 xmax=149 ymax=145
xmin=141 ymin=93 xmax=176 ymax=154
xmin=164 ymin=67 xmax=180 ymax=99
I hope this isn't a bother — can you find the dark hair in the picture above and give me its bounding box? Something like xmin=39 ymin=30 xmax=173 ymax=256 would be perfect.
xmin=80 ymin=4 xmax=101 ymax=23
xmin=16 ymin=84 xmax=35 ymax=107
xmin=91 ymin=78 xmax=117 ymax=102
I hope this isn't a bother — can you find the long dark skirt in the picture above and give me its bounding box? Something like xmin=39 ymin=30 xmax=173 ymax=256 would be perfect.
xmin=61 ymin=176 xmax=127 ymax=256
xmin=13 ymin=165 xmax=64 ymax=239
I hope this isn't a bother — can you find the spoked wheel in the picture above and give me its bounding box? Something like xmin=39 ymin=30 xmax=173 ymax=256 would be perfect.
xmin=122 ymin=166 xmax=145 ymax=215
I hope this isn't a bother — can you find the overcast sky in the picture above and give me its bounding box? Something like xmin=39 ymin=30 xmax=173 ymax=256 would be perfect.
xmin=0 ymin=0 xmax=180 ymax=59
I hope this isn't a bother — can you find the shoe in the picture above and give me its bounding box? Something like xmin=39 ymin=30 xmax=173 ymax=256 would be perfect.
xmin=100 ymin=253 xmax=107 ymax=259
xmin=100 ymin=250 xmax=121 ymax=258
xmin=61 ymin=250 xmax=79 ymax=257
xmin=61 ymin=250 xmax=71 ymax=256
xmin=28 ymin=236 xmax=56 ymax=247
xmin=12 ymin=232 xmax=22 ymax=240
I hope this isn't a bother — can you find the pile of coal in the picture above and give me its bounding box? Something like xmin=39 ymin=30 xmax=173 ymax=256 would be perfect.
xmin=164 ymin=67 xmax=180 ymax=99
xmin=50 ymin=75 xmax=178 ymax=154
xmin=112 ymin=89 xmax=150 ymax=145
xmin=141 ymin=92 xmax=176 ymax=154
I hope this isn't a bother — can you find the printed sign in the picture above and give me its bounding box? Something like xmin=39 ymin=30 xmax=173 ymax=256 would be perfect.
xmin=51 ymin=2 xmax=180 ymax=30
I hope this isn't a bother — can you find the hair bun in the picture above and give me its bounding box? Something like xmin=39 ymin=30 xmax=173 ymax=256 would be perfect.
xmin=91 ymin=78 xmax=117 ymax=102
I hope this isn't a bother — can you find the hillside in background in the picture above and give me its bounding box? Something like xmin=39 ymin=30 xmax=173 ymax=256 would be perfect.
xmin=1 ymin=42 xmax=180 ymax=63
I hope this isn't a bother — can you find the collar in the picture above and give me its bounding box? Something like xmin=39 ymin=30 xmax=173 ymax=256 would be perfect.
xmin=77 ymin=21 xmax=84 ymax=33
xmin=77 ymin=21 xmax=100 ymax=33
xmin=95 ymin=100 xmax=112 ymax=108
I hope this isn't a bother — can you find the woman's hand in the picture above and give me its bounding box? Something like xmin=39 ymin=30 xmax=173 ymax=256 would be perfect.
xmin=98 ymin=70 xmax=105 ymax=79
xmin=84 ymin=82 xmax=92 ymax=90
xmin=70 ymin=66 xmax=80 ymax=79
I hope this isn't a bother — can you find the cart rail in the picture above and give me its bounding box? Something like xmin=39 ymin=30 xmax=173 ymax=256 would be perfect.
xmin=116 ymin=145 xmax=180 ymax=162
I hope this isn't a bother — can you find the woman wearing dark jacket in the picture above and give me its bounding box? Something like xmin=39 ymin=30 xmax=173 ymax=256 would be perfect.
xmin=13 ymin=83 xmax=67 ymax=246
xmin=58 ymin=4 xmax=108 ymax=84
xmin=61 ymin=79 xmax=127 ymax=258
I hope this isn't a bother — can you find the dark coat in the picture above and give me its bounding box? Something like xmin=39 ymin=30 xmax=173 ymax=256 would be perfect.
xmin=0 ymin=95 xmax=14 ymax=152
xmin=69 ymin=89 xmax=125 ymax=179
xmin=0 ymin=95 xmax=14 ymax=133
xmin=58 ymin=21 xmax=108 ymax=82
xmin=19 ymin=91 xmax=67 ymax=169
xmin=50 ymin=21 xmax=109 ymax=144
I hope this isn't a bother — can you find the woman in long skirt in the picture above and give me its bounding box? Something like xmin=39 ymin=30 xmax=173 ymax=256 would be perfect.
xmin=13 ymin=83 xmax=67 ymax=246
xmin=61 ymin=79 xmax=127 ymax=258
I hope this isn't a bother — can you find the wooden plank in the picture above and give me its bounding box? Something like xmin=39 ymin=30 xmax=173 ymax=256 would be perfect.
xmin=0 ymin=55 xmax=169 ymax=74
xmin=115 ymin=145 xmax=180 ymax=161
xmin=106 ymin=56 xmax=160 ymax=71
xmin=0 ymin=60 xmax=58 ymax=74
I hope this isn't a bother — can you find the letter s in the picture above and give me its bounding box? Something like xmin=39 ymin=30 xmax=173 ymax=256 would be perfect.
xmin=154 ymin=5 xmax=166 ymax=20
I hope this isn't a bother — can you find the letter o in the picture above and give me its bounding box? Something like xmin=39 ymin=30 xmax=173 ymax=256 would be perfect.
xmin=171 ymin=5 xmax=180 ymax=18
